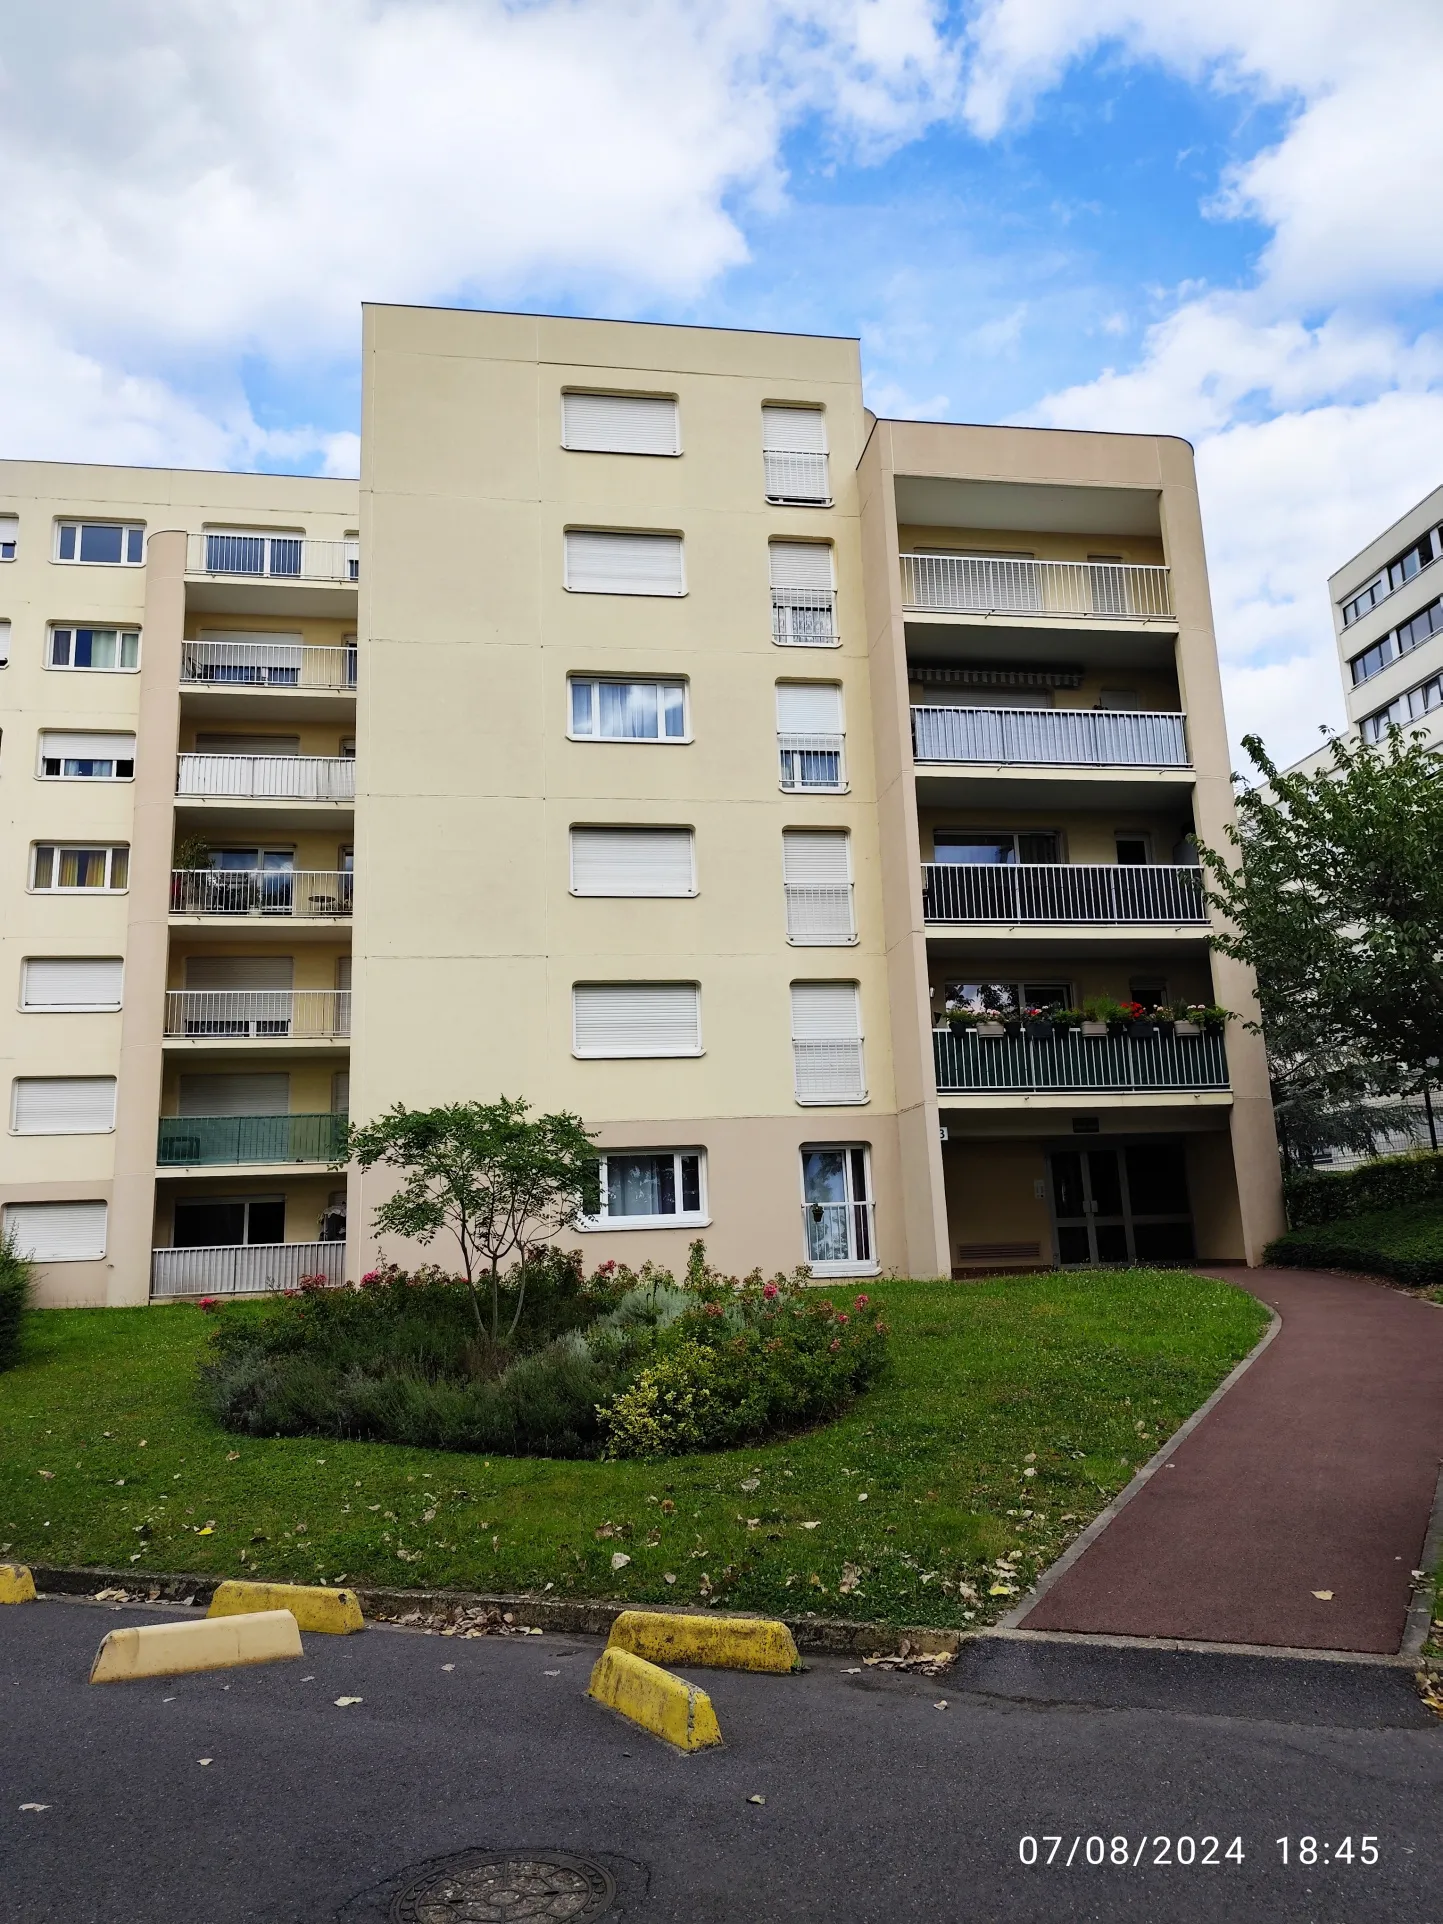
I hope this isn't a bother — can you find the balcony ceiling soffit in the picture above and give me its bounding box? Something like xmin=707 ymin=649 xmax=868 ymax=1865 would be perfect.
xmin=893 ymin=476 xmax=1162 ymax=538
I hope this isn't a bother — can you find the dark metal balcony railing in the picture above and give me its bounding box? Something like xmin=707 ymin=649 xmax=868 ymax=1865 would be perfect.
xmin=910 ymin=705 xmax=1189 ymax=767
xmin=157 ymin=1112 xmax=347 ymax=1167
xmin=934 ymin=1027 xmax=1228 ymax=1094
xmin=922 ymin=862 xmax=1207 ymax=924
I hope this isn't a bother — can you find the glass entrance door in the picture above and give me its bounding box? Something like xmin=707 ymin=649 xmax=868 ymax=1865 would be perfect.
xmin=1048 ymin=1143 xmax=1194 ymax=1264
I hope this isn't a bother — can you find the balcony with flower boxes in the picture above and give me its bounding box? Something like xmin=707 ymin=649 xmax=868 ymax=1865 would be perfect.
xmin=933 ymin=1021 xmax=1229 ymax=1102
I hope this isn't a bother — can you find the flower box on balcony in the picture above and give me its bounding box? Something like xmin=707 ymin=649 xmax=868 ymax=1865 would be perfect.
xmin=1081 ymin=1020 xmax=1108 ymax=1037
xmin=1130 ymin=1019 xmax=1160 ymax=1040
xmin=1173 ymin=1020 xmax=1201 ymax=1037
xmin=976 ymin=1020 xmax=1006 ymax=1039
xmin=1023 ymin=1019 xmax=1053 ymax=1042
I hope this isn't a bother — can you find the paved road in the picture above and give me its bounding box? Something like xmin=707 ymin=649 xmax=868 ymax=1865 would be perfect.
xmin=2 ymin=1597 xmax=1440 ymax=1922
xmin=1020 ymin=1268 xmax=1443 ymax=1652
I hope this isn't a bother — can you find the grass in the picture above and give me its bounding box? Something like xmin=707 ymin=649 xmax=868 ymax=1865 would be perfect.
xmin=0 ymin=1268 xmax=1267 ymax=1630
xmin=1266 ymin=1201 xmax=1443 ymax=1293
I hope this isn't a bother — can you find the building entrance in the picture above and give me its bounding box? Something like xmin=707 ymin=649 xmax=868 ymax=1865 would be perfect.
xmin=1047 ymin=1141 xmax=1194 ymax=1265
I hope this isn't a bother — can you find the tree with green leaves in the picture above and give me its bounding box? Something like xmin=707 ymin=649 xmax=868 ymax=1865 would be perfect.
xmin=344 ymin=1098 xmax=599 ymax=1341
xmin=1196 ymin=726 xmax=1443 ymax=1166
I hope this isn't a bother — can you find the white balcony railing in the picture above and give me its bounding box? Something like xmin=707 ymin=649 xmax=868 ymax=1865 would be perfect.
xmin=180 ymin=638 xmax=356 ymax=691
xmin=151 ymin=1239 xmax=345 ymax=1299
xmin=901 ymin=553 xmax=1172 ymax=620
xmin=785 ymin=883 xmax=857 ymax=944
xmin=764 ymin=450 xmax=831 ymax=505
xmin=911 ymin=705 xmax=1189 ymax=768
xmin=792 ymin=1038 xmax=867 ymax=1105
xmin=802 ymin=1200 xmax=877 ymax=1273
xmin=164 ymin=989 xmax=350 ymax=1039
xmin=170 ymin=869 xmax=353 ymax=918
xmin=771 ymin=588 xmax=838 ymax=646
xmin=921 ymin=862 xmax=1207 ymax=924
xmin=177 ymin=754 xmax=356 ymax=800
xmin=778 ymin=732 xmax=846 ymax=791
xmin=187 ymin=532 xmax=358 ymax=584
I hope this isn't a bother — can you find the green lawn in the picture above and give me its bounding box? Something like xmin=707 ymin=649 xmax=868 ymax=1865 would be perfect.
xmin=0 ymin=1269 xmax=1267 ymax=1629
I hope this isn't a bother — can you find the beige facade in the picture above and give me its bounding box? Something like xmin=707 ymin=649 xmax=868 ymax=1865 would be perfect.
xmin=0 ymin=308 xmax=1283 ymax=1308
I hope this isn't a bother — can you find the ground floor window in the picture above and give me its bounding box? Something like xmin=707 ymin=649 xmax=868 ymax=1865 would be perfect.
xmin=172 ymin=1195 xmax=284 ymax=1248
xmin=590 ymin=1150 xmax=706 ymax=1229
xmin=801 ymin=1143 xmax=876 ymax=1274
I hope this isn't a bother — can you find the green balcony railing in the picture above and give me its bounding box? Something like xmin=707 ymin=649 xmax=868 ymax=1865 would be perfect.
xmin=934 ymin=1028 xmax=1228 ymax=1094
xmin=157 ymin=1112 xmax=348 ymax=1167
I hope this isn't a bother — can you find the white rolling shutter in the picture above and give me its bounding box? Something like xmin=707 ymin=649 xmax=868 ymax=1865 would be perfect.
xmin=22 ymin=958 xmax=124 ymax=1010
xmin=40 ymin=731 xmax=136 ymax=761
xmin=12 ymin=1077 xmax=118 ymax=1134
xmin=570 ymin=827 xmax=695 ymax=896
xmin=564 ymin=532 xmax=685 ymax=596
xmin=776 ymin=683 xmax=843 ymax=733
xmin=768 ymin=543 xmax=834 ymax=590
xmin=3 ymin=1199 xmax=107 ymax=1262
xmin=783 ymin=833 xmax=855 ymax=944
xmin=178 ymin=1073 xmax=289 ymax=1117
xmin=184 ymin=956 xmax=294 ymax=990
xmin=562 ymin=393 xmax=681 ymax=456
xmin=783 ymin=831 xmax=851 ymax=885
xmin=790 ymin=981 xmax=865 ymax=1103
xmin=573 ymin=983 xmax=701 ymax=1057
xmin=0 ymin=620 xmax=9 ymax=665
xmin=763 ymin=407 xmax=828 ymax=453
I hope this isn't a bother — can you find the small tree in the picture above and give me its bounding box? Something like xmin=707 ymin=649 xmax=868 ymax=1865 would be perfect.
xmin=345 ymin=1098 xmax=599 ymax=1341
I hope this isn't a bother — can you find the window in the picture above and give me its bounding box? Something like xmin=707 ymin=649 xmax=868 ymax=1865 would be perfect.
xmin=573 ymin=982 xmax=702 ymax=1058
xmin=55 ymin=521 xmax=144 ymax=566
xmin=1349 ymin=594 xmax=1443 ymax=685
xmin=563 ymin=530 xmax=685 ymax=596
xmin=1363 ymin=672 xmax=1443 ymax=741
xmin=562 ymin=392 xmax=681 ymax=456
xmin=30 ymin=845 xmax=129 ymax=891
xmin=791 ymin=981 xmax=865 ymax=1104
xmin=783 ymin=830 xmax=855 ymax=944
xmin=1114 ymin=833 xmax=1151 ymax=865
xmin=944 ymin=980 xmax=1071 ymax=1016
xmin=932 ymin=829 xmax=1059 ymax=864
xmin=12 ymin=1077 xmax=117 ymax=1135
xmin=1095 ymin=688 xmax=1141 ymax=711
xmin=569 ymin=678 xmax=688 ymax=741
xmin=762 ymin=407 xmax=830 ymax=505
xmin=1341 ymin=526 xmax=1442 ymax=625
xmin=590 ymin=1150 xmax=707 ymax=1229
xmin=38 ymin=731 xmax=135 ymax=780
xmin=173 ymin=1196 xmax=284 ymax=1248
xmin=48 ymin=626 xmax=140 ymax=672
xmin=777 ymin=683 xmax=845 ymax=790
xmin=570 ymin=826 xmax=696 ymax=896
xmin=769 ymin=541 xmax=838 ymax=646
xmin=21 ymin=957 xmax=124 ymax=1011
xmin=801 ymin=1144 xmax=875 ymax=1274
xmin=0 ymin=515 xmax=16 ymax=561
xmin=0 ymin=620 xmax=10 ymax=666
xmin=2 ymin=1199 xmax=107 ymax=1262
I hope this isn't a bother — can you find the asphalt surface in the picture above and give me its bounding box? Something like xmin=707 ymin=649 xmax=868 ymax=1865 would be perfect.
xmin=3 ymin=1596 xmax=1441 ymax=1923
xmin=1020 ymin=1268 xmax=1443 ymax=1652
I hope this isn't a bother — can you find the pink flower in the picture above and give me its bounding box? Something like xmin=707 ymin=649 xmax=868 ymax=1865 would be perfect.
xmin=875 ymin=1320 xmax=889 ymax=1336
xmin=197 ymin=1296 xmax=219 ymax=1312
xmin=703 ymin=1301 xmax=725 ymax=1319
xmin=762 ymin=1281 xmax=779 ymax=1300
xmin=829 ymin=1337 xmax=842 ymax=1352
xmin=854 ymin=1293 xmax=870 ymax=1310
xmin=836 ymin=1312 xmax=850 ymax=1326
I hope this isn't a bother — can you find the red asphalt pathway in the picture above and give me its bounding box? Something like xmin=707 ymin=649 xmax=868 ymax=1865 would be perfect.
xmin=1018 ymin=1268 xmax=1443 ymax=1653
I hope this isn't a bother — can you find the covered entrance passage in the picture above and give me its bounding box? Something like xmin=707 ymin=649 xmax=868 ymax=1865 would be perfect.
xmin=1047 ymin=1140 xmax=1194 ymax=1265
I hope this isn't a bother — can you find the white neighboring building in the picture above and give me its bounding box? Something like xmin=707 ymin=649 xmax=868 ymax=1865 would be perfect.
xmin=1332 ymin=482 xmax=1443 ymax=749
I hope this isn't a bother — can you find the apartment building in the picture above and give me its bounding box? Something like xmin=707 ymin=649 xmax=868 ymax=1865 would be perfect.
xmin=1 ymin=306 xmax=1284 ymax=1308
xmin=1329 ymin=482 xmax=1443 ymax=750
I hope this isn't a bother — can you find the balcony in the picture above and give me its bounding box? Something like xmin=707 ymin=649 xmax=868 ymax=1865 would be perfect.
xmin=177 ymin=754 xmax=356 ymax=801
xmin=164 ymin=989 xmax=350 ymax=1040
xmin=170 ymin=868 xmax=353 ymax=919
xmin=187 ymin=532 xmax=358 ymax=584
xmin=181 ymin=638 xmax=356 ymax=691
xmin=771 ymin=587 xmax=838 ymax=646
xmin=911 ymin=705 xmax=1188 ymax=768
xmin=150 ymin=1239 xmax=344 ymax=1299
xmin=158 ymin=1112 xmax=347 ymax=1167
xmin=901 ymin=554 xmax=1171 ymax=620
xmin=922 ymin=863 xmax=1206 ymax=925
xmin=934 ymin=1027 xmax=1228 ymax=1094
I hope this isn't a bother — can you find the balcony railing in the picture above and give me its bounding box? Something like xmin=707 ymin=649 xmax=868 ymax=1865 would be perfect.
xmin=771 ymin=588 xmax=838 ymax=646
xmin=934 ymin=1028 xmax=1228 ymax=1094
xmin=910 ymin=705 xmax=1189 ymax=767
xmin=803 ymin=1200 xmax=877 ymax=1272
xmin=151 ymin=1239 xmax=345 ymax=1299
xmin=764 ymin=451 xmax=831 ymax=505
xmin=177 ymin=754 xmax=356 ymax=800
xmin=922 ymin=862 xmax=1207 ymax=924
xmin=170 ymin=868 xmax=353 ymax=918
xmin=901 ymin=553 xmax=1171 ymax=620
xmin=187 ymin=532 xmax=358 ymax=584
xmin=779 ymin=732 xmax=846 ymax=791
xmin=164 ymin=989 xmax=350 ymax=1039
xmin=785 ymin=883 xmax=857 ymax=944
xmin=180 ymin=638 xmax=356 ymax=691
xmin=157 ymin=1112 xmax=347 ymax=1167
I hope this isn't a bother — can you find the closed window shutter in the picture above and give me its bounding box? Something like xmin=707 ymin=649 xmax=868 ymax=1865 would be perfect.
xmin=564 ymin=532 xmax=685 ymax=596
xmin=178 ymin=1073 xmax=289 ymax=1117
xmin=776 ymin=683 xmax=843 ymax=732
xmin=763 ymin=407 xmax=828 ymax=453
xmin=784 ymin=834 xmax=855 ymax=943
xmin=12 ymin=1077 xmax=117 ymax=1134
xmin=783 ymin=831 xmax=850 ymax=885
xmin=3 ymin=1199 xmax=107 ymax=1261
xmin=768 ymin=542 xmax=834 ymax=590
xmin=40 ymin=731 xmax=136 ymax=761
xmin=571 ymin=827 xmax=695 ymax=896
xmin=562 ymin=393 xmax=680 ymax=456
xmin=184 ymin=956 xmax=294 ymax=990
xmin=22 ymin=957 xmax=124 ymax=1009
xmin=573 ymin=983 xmax=701 ymax=1056
xmin=791 ymin=982 xmax=861 ymax=1039
xmin=790 ymin=982 xmax=865 ymax=1102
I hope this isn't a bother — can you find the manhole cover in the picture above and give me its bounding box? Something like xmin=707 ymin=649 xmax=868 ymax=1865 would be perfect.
xmin=390 ymin=1852 xmax=616 ymax=1923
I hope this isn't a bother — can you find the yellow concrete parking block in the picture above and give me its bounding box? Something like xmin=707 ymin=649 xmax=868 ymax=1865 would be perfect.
xmin=587 ymin=1646 xmax=723 ymax=1751
xmin=0 ymin=1564 xmax=37 ymax=1604
xmin=608 ymin=1608 xmax=799 ymax=1674
xmin=208 ymin=1580 xmax=365 ymax=1635
xmin=90 ymin=1609 xmax=303 ymax=1684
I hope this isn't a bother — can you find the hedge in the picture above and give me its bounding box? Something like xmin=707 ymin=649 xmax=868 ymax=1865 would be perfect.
xmin=0 ymin=1237 xmax=32 ymax=1371
xmin=1284 ymin=1150 xmax=1443 ymax=1228
xmin=1265 ymin=1201 xmax=1443 ymax=1289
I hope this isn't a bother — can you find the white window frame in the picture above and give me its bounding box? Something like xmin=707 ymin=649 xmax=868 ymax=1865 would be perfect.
xmin=572 ymin=982 xmax=703 ymax=1059
xmin=46 ymin=625 xmax=142 ymax=674
xmin=54 ymin=521 xmax=145 ymax=566
xmin=20 ymin=957 xmax=124 ymax=1012
xmin=0 ymin=515 xmax=16 ymax=562
xmin=561 ymin=392 xmax=682 ymax=458
xmin=567 ymin=677 xmax=691 ymax=744
xmin=37 ymin=732 xmax=136 ymax=782
xmin=569 ymin=826 xmax=697 ymax=897
xmin=29 ymin=845 xmax=130 ymax=893
xmin=799 ymin=1141 xmax=878 ymax=1276
xmin=11 ymin=1076 xmax=118 ymax=1136
xmin=790 ymin=980 xmax=867 ymax=1106
xmin=777 ymin=681 xmax=847 ymax=792
xmin=583 ymin=1148 xmax=710 ymax=1231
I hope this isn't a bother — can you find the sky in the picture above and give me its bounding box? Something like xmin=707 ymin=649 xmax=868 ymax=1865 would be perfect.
xmin=3 ymin=0 xmax=1442 ymax=767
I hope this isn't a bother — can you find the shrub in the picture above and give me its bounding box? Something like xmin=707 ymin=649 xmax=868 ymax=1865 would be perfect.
xmin=0 ymin=1234 xmax=33 ymax=1371
xmin=1265 ymin=1201 xmax=1443 ymax=1288
xmin=1284 ymin=1150 xmax=1443 ymax=1227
